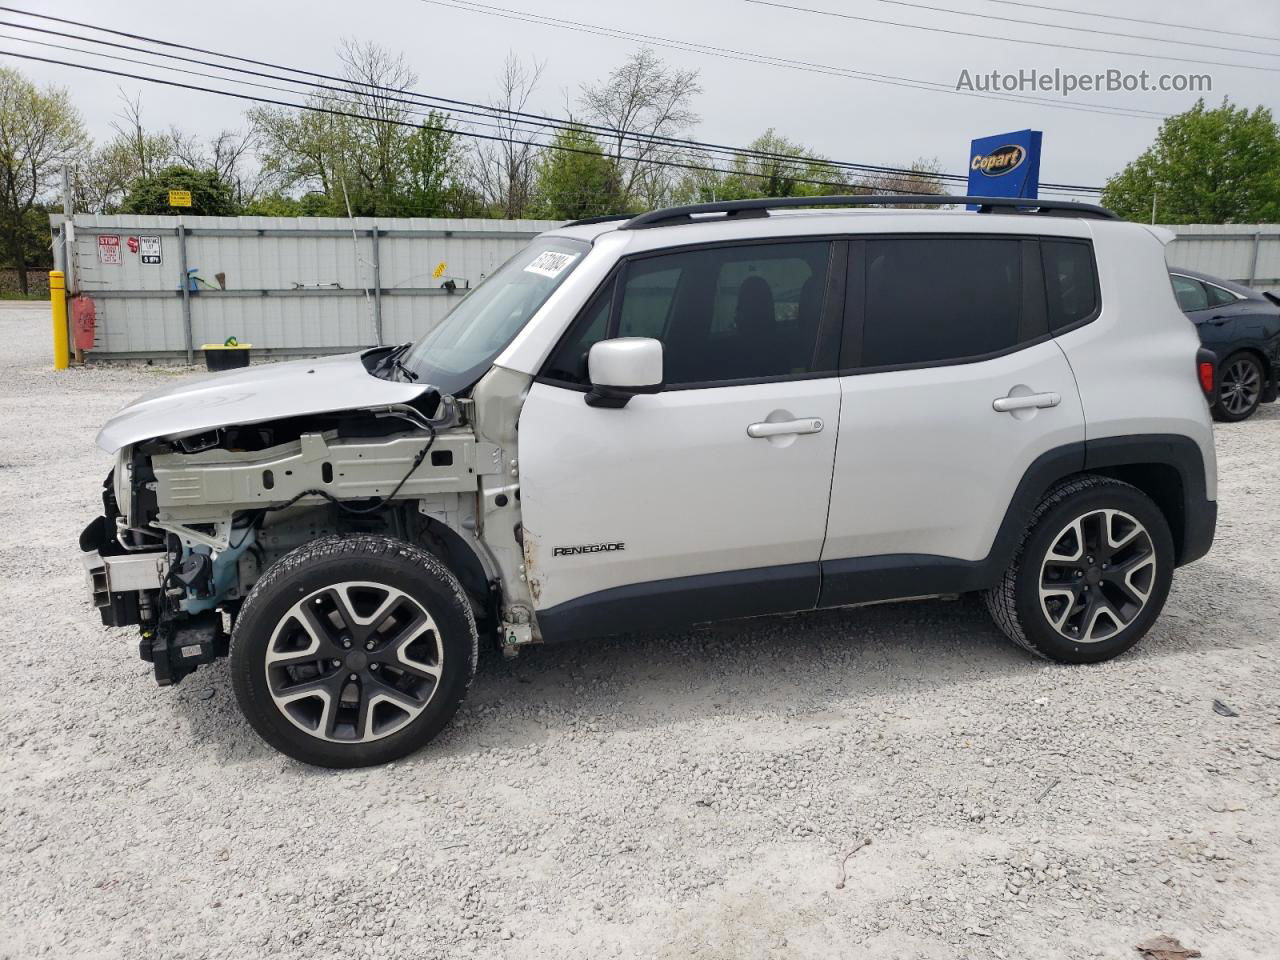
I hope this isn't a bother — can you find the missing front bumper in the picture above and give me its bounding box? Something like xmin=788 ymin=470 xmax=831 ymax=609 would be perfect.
xmin=81 ymin=516 xmax=168 ymax=627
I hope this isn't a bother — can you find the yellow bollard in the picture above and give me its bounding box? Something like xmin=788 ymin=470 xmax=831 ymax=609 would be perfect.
xmin=49 ymin=270 xmax=69 ymax=371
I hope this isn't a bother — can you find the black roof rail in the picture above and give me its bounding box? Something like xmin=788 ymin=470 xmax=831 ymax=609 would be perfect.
xmin=561 ymin=213 xmax=635 ymax=227
xmin=617 ymin=195 xmax=1119 ymax=230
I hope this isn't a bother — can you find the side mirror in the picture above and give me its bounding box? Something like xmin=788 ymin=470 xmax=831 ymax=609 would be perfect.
xmin=586 ymin=337 xmax=664 ymax=408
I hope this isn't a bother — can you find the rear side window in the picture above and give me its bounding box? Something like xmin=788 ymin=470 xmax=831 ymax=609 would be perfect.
xmin=1171 ymin=275 xmax=1209 ymax=312
xmin=861 ymin=238 xmax=1022 ymax=367
xmin=543 ymin=241 xmax=835 ymax=387
xmin=1042 ymin=240 xmax=1099 ymax=331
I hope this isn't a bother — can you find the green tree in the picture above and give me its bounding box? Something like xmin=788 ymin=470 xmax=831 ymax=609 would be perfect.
xmin=1102 ymin=98 xmax=1280 ymax=224
xmin=121 ymin=165 xmax=239 ymax=216
xmin=675 ymin=130 xmax=851 ymax=203
xmin=0 ymin=67 xmax=89 ymax=293
xmin=732 ymin=129 xmax=851 ymax=198
xmin=249 ymin=103 xmax=352 ymax=209
xmin=250 ymin=41 xmax=447 ymax=217
xmin=401 ymin=114 xmax=479 ymax=217
xmin=534 ymin=127 xmax=620 ymax=219
xmin=242 ymin=191 xmax=335 ymax=217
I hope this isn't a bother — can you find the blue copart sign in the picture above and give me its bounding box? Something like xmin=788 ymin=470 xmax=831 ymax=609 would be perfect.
xmin=966 ymin=130 xmax=1042 ymax=209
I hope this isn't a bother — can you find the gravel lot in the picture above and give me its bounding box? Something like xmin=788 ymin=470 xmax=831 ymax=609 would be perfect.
xmin=1 ymin=300 xmax=1278 ymax=960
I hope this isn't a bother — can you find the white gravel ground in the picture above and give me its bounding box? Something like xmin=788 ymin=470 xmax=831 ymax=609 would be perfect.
xmin=1 ymin=301 xmax=1277 ymax=960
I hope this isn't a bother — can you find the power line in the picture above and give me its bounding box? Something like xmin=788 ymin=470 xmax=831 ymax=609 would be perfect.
xmin=414 ymin=0 xmax=1169 ymax=122
xmin=982 ymin=0 xmax=1280 ymax=46
xmin=0 ymin=48 xmax=967 ymax=198
xmin=0 ymin=8 xmax=1111 ymax=191
xmin=745 ymin=0 xmax=1280 ymax=73
xmin=1 ymin=14 xmax=964 ymax=189
xmin=852 ymin=0 xmax=1280 ymax=59
xmin=0 ymin=0 xmax=1168 ymax=128
xmin=0 ymin=9 xmax=1109 ymax=193
xmin=10 ymin=27 xmax=945 ymax=197
xmin=0 ymin=32 xmax=546 ymax=141
xmin=0 ymin=22 xmax=993 ymax=195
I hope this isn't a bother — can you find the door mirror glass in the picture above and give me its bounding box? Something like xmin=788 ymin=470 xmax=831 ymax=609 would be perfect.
xmin=586 ymin=337 xmax=664 ymax=408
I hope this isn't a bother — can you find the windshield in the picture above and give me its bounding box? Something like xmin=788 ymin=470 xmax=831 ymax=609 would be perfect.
xmin=402 ymin=236 xmax=590 ymax=394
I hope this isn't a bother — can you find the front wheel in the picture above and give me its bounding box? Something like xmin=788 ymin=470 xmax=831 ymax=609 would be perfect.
xmin=984 ymin=476 xmax=1174 ymax=664
xmin=230 ymin=535 xmax=478 ymax=768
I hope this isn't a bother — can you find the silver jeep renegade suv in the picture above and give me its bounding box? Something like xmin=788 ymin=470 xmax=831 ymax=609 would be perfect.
xmin=81 ymin=196 xmax=1218 ymax=767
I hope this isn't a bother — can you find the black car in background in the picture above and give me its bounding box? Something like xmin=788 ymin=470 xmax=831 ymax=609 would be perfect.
xmin=1171 ymin=268 xmax=1280 ymax=422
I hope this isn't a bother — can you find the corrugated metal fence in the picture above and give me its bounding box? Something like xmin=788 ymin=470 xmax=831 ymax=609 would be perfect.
xmin=1164 ymin=224 xmax=1280 ymax=295
xmin=50 ymin=213 xmax=562 ymax=360
xmin=49 ymin=214 xmax=1280 ymax=361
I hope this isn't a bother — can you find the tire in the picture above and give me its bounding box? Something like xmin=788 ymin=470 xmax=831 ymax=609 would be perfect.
xmin=230 ymin=535 xmax=477 ymax=768
xmin=1212 ymin=351 xmax=1264 ymax=422
xmin=983 ymin=476 xmax=1174 ymax=665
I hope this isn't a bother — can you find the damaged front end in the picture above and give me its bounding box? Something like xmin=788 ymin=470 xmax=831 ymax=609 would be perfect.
xmin=82 ymin=383 xmax=537 ymax=686
xmin=80 ymin=454 xmax=230 ymax=686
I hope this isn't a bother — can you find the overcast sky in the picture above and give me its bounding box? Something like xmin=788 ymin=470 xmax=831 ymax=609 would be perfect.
xmin=7 ymin=0 xmax=1280 ymax=198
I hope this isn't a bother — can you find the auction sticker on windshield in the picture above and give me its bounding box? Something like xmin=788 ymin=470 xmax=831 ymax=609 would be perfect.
xmin=524 ymin=250 xmax=579 ymax=278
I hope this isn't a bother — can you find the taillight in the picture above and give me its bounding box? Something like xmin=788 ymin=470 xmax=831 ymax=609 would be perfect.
xmin=1198 ymin=362 xmax=1214 ymax=394
xmin=1197 ymin=348 xmax=1217 ymax=398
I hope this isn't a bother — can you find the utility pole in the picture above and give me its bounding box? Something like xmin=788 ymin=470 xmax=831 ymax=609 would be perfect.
xmin=60 ymin=168 xmax=75 ymax=293
xmin=60 ymin=168 xmax=82 ymax=364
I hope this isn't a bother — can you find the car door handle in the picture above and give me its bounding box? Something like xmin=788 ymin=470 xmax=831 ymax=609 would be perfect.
xmin=992 ymin=392 xmax=1061 ymax=413
xmin=747 ymin=418 xmax=824 ymax=438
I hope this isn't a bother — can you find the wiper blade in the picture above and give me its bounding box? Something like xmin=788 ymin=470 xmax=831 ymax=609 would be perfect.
xmin=392 ymin=358 xmax=419 ymax=382
xmin=371 ymin=343 xmax=412 ymax=377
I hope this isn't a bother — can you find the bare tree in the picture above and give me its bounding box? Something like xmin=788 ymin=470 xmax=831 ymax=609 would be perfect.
xmin=71 ymin=91 xmax=172 ymax=214
xmin=861 ymin=157 xmax=948 ymax=206
xmin=249 ymin=40 xmax=422 ymax=213
xmin=336 ymin=39 xmax=417 ymax=203
xmin=472 ymin=53 xmax=546 ymax=218
xmin=170 ymin=124 xmax=261 ymax=205
xmin=110 ymin=91 xmax=171 ymax=179
xmin=579 ymin=49 xmax=700 ymax=208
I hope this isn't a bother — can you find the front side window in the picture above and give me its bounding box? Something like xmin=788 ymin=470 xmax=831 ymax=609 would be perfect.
xmin=861 ymin=238 xmax=1022 ymax=368
xmin=403 ymin=237 xmax=589 ymax=394
xmin=1042 ymin=240 xmax=1099 ymax=331
xmin=544 ymin=241 xmax=834 ymax=387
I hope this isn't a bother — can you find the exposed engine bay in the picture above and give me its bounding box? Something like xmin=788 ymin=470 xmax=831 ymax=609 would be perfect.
xmin=81 ymin=370 xmax=537 ymax=686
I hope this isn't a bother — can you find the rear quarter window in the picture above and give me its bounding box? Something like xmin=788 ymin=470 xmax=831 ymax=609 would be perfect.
xmin=1042 ymin=240 xmax=1099 ymax=332
xmin=1205 ymin=283 xmax=1239 ymax=308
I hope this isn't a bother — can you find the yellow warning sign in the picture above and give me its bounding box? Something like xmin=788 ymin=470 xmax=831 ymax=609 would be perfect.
xmin=168 ymin=189 xmax=193 ymax=207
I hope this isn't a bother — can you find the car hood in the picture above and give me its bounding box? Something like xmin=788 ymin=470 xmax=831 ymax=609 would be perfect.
xmin=96 ymin=351 xmax=430 ymax=453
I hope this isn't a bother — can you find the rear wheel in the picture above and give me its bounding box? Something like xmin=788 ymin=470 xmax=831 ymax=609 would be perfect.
xmin=230 ymin=535 xmax=477 ymax=768
xmin=984 ymin=477 xmax=1174 ymax=664
xmin=1212 ymin=351 xmax=1264 ymax=422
